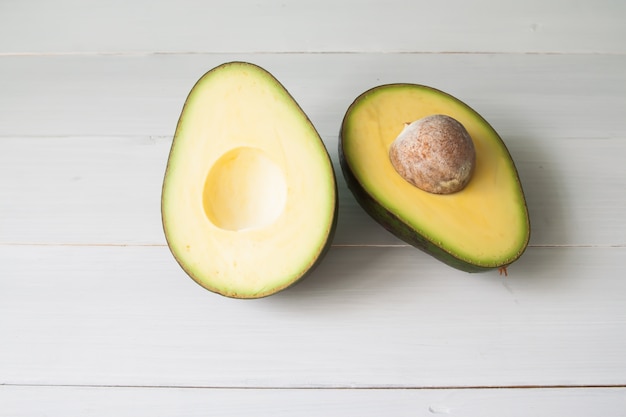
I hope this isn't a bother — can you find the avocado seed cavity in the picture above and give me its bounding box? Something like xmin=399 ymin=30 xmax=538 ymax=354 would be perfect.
xmin=389 ymin=114 xmax=476 ymax=194
xmin=203 ymin=147 xmax=287 ymax=231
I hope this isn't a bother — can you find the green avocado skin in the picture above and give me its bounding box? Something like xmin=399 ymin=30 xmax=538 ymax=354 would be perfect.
xmin=338 ymin=136 xmax=496 ymax=274
xmin=166 ymin=167 xmax=339 ymax=300
xmin=162 ymin=62 xmax=339 ymax=299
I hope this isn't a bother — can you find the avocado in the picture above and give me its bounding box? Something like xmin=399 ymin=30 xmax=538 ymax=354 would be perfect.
xmin=339 ymin=84 xmax=530 ymax=272
xmin=162 ymin=62 xmax=337 ymax=298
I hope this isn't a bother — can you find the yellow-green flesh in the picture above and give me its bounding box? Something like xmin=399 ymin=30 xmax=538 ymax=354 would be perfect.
xmin=342 ymin=85 xmax=529 ymax=268
xmin=162 ymin=62 xmax=336 ymax=298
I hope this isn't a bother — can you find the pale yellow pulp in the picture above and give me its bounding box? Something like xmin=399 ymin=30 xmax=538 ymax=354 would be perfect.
xmin=162 ymin=64 xmax=335 ymax=297
xmin=342 ymin=86 xmax=528 ymax=266
xmin=203 ymin=146 xmax=288 ymax=232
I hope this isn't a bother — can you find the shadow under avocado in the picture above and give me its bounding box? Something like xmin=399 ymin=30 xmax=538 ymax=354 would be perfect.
xmin=273 ymin=113 xmax=572 ymax=302
xmin=506 ymin=129 xmax=570 ymax=257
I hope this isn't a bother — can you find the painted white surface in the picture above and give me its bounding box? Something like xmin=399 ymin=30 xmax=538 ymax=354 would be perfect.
xmin=1 ymin=386 xmax=625 ymax=417
xmin=1 ymin=0 xmax=624 ymax=54
xmin=1 ymin=133 xmax=625 ymax=247
xmin=1 ymin=55 xmax=625 ymax=247
xmin=1 ymin=245 xmax=626 ymax=388
xmin=2 ymin=54 xmax=625 ymax=139
xmin=1 ymin=0 xmax=625 ymax=414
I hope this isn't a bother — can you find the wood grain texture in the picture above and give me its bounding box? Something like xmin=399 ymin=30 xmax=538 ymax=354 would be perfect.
xmin=1 ymin=386 xmax=625 ymax=417
xmin=2 ymin=245 xmax=625 ymax=388
xmin=1 ymin=133 xmax=625 ymax=247
xmin=1 ymin=53 xmax=625 ymax=138
xmin=1 ymin=54 xmax=625 ymax=247
xmin=1 ymin=0 xmax=624 ymax=54
xmin=1 ymin=0 xmax=625 ymax=413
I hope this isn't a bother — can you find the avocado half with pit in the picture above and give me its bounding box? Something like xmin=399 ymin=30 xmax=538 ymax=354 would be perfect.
xmin=339 ymin=84 xmax=530 ymax=272
xmin=162 ymin=62 xmax=337 ymax=298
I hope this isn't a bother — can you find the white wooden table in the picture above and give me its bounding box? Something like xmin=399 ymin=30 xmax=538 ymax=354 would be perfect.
xmin=1 ymin=1 xmax=625 ymax=415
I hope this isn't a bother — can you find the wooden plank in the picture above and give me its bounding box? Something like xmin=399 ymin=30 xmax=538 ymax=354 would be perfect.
xmin=1 ymin=1 xmax=622 ymax=412
xmin=1 ymin=245 xmax=625 ymax=388
xmin=1 ymin=133 xmax=624 ymax=247
xmin=0 ymin=0 xmax=624 ymax=54
xmin=0 ymin=136 xmax=167 ymax=246
xmin=1 ymin=53 xmax=625 ymax=138
xmin=1 ymin=386 xmax=625 ymax=417
xmin=1 ymin=54 xmax=625 ymax=247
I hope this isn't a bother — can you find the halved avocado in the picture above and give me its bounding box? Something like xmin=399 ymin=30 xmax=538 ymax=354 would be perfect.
xmin=340 ymin=84 xmax=530 ymax=272
xmin=162 ymin=62 xmax=337 ymax=298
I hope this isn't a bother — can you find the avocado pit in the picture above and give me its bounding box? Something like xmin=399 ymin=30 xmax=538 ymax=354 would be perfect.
xmin=389 ymin=114 xmax=476 ymax=194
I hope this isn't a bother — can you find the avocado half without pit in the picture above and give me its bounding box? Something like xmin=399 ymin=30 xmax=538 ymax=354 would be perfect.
xmin=162 ymin=62 xmax=337 ymax=298
xmin=339 ymin=84 xmax=530 ymax=272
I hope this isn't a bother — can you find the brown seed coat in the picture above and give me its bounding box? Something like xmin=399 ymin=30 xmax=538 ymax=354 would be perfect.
xmin=389 ymin=114 xmax=476 ymax=194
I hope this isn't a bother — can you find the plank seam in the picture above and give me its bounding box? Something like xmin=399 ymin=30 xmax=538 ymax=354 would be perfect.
xmin=0 ymin=243 xmax=624 ymax=249
xmin=0 ymin=51 xmax=624 ymax=57
xmin=1 ymin=383 xmax=625 ymax=390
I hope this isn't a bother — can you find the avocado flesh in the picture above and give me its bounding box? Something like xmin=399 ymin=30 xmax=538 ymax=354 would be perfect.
xmin=162 ymin=62 xmax=337 ymax=298
xmin=340 ymin=84 xmax=530 ymax=272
